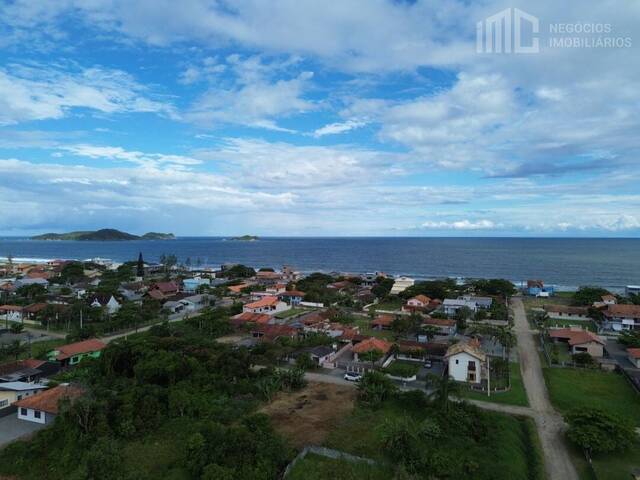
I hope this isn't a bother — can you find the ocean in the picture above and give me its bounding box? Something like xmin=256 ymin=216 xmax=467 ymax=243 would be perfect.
xmin=0 ymin=237 xmax=639 ymax=290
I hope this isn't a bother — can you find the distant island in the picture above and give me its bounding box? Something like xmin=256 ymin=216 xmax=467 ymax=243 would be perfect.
xmin=31 ymin=229 xmax=176 ymax=241
xmin=231 ymin=235 xmax=259 ymax=241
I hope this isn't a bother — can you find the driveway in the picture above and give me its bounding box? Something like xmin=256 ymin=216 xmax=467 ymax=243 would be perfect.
xmin=511 ymin=297 xmax=578 ymax=480
xmin=0 ymin=414 xmax=46 ymax=448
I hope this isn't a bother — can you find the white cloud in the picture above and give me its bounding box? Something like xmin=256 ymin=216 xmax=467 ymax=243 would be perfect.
xmin=60 ymin=144 xmax=202 ymax=168
xmin=421 ymin=219 xmax=497 ymax=230
xmin=313 ymin=119 xmax=367 ymax=137
xmin=0 ymin=63 xmax=172 ymax=125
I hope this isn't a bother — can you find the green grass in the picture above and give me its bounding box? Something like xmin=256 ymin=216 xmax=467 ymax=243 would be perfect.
xmin=353 ymin=317 xmax=395 ymax=340
xmin=463 ymin=362 xmax=530 ymax=407
xmin=24 ymin=338 xmax=66 ymax=360
xmin=368 ymin=298 xmax=404 ymax=313
xmin=286 ymin=453 xmax=392 ymax=480
xmin=275 ymin=308 xmax=306 ymax=319
xmin=325 ymin=397 xmax=543 ymax=480
xmin=544 ymin=318 xmax=598 ymax=332
xmin=543 ymin=367 xmax=640 ymax=479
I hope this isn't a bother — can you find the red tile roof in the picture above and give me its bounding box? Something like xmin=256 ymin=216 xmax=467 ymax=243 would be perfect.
xmin=153 ymin=281 xmax=178 ymax=293
xmin=409 ymin=295 xmax=431 ymax=304
xmin=371 ymin=314 xmax=395 ymax=327
xmin=0 ymin=305 xmax=23 ymax=312
xmin=52 ymin=339 xmax=106 ymax=361
xmin=422 ymin=317 xmax=456 ymax=327
xmin=603 ymin=304 xmax=640 ymax=320
xmin=279 ymin=290 xmax=305 ymax=297
xmin=628 ymin=348 xmax=640 ymax=359
xmin=352 ymin=337 xmax=392 ymax=354
xmin=245 ymin=296 xmax=280 ymax=309
xmin=252 ymin=324 xmax=297 ymax=340
xmin=232 ymin=312 xmax=272 ymax=324
xmin=14 ymin=384 xmax=84 ymax=414
xmin=23 ymin=303 xmax=48 ymax=314
xmin=548 ymin=328 xmax=604 ymax=346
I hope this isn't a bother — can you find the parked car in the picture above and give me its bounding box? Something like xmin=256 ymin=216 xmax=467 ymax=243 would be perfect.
xmin=344 ymin=372 xmax=362 ymax=382
xmin=424 ymin=360 xmax=433 ymax=369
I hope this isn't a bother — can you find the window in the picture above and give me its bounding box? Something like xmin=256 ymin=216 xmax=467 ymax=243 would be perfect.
xmin=0 ymin=400 xmax=8 ymax=408
xmin=455 ymin=359 xmax=459 ymax=365
xmin=34 ymin=411 xmax=41 ymax=419
xmin=20 ymin=408 xmax=27 ymax=416
xmin=17 ymin=394 xmax=22 ymax=400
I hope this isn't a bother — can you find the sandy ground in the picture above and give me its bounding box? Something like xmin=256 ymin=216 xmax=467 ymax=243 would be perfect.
xmin=512 ymin=297 xmax=578 ymax=480
xmin=260 ymin=382 xmax=357 ymax=449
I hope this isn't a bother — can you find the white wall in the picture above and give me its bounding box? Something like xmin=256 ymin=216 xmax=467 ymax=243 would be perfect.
xmin=448 ymin=352 xmax=481 ymax=384
xmin=17 ymin=407 xmax=47 ymax=424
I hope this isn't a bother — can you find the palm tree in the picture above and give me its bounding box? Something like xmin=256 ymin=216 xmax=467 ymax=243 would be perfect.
xmin=426 ymin=373 xmax=461 ymax=413
xmin=6 ymin=339 xmax=26 ymax=360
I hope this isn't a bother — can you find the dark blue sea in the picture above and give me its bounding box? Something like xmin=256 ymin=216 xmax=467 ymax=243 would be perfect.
xmin=0 ymin=237 xmax=639 ymax=290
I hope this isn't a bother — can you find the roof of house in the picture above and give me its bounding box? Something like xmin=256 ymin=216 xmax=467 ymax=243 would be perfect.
xmin=422 ymin=317 xmax=456 ymax=327
xmin=603 ymin=304 xmax=640 ymax=320
xmin=371 ymin=314 xmax=395 ymax=327
xmin=231 ymin=312 xmax=272 ymax=324
xmin=153 ymin=281 xmax=178 ymax=293
xmin=544 ymin=305 xmax=589 ymax=315
xmin=23 ymin=303 xmax=48 ymax=314
xmin=0 ymin=305 xmax=23 ymax=312
xmin=397 ymin=340 xmax=448 ymax=357
xmin=627 ymin=348 xmax=640 ymax=359
xmin=147 ymin=289 xmax=166 ymax=301
xmin=352 ymin=337 xmax=392 ymax=354
xmin=0 ymin=381 xmax=48 ymax=392
xmin=252 ymin=324 xmax=297 ymax=340
xmin=548 ymin=328 xmax=605 ymax=346
xmin=601 ymin=294 xmax=617 ymax=302
xmin=245 ymin=296 xmax=280 ymax=309
xmin=527 ymin=280 xmax=544 ymax=288
xmin=444 ymin=339 xmax=486 ymax=361
xmin=14 ymin=384 xmax=84 ymax=414
xmin=51 ymin=339 xmax=106 ymax=361
xmin=409 ymin=295 xmax=431 ymax=304
xmin=0 ymin=359 xmax=45 ymax=378
xmin=279 ymin=290 xmax=305 ymax=297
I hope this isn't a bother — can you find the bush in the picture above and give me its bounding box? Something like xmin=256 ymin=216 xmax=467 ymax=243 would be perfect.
xmin=384 ymin=362 xmax=419 ymax=379
xmin=566 ymin=408 xmax=635 ymax=455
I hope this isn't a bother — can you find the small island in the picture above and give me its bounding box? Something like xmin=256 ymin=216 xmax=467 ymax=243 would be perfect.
xmin=231 ymin=235 xmax=259 ymax=241
xmin=31 ymin=228 xmax=175 ymax=241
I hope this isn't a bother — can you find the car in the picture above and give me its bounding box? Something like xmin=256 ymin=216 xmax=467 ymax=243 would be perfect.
xmin=344 ymin=372 xmax=362 ymax=382
xmin=424 ymin=360 xmax=433 ymax=369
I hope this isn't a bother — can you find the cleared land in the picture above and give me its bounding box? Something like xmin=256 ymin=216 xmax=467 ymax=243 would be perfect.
xmin=286 ymin=453 xmax=392 ymax=480
xmin=260 ymin=382 xmax=357 ymax=449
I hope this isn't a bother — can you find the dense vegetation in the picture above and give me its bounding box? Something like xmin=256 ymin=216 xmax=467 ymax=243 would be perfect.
xmin=0 ymin=324 xmax=300 ymax=480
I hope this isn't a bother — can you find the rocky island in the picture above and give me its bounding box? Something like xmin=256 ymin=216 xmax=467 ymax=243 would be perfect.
xmin=230 ymin=235 xmax=259 ymax=241
xmin=31 ymin=229 xmax=175 ymax=241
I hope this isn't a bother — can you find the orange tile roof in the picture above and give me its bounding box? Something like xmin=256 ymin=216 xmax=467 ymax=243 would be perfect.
xmin=410 ymin=295 xmax=431 ymax=304
xmin=14 ymin=384 xmax=84 ymax=414
xmin=628 ymin=348 xmax=640 ymax=359
xmin=228 ymin=283 xmax=250 ymax=293
xmin=232 ymin=312 xmax=272 ymax=324
xmin=245 ymin=296 xmax=280 ymax=308
xmin=603 ymin=304 xmax=640 ymax=319
xmin=53 ymin=339 xmax=106 ymax=361
xmin=548 ymin=328 xmax=604 ymax=346
xmin=371 ymin=314 xmax=395 ymax=327
xmin=352 ymin=337 xmax=392 ymax=354
xmin=0 ymin=305 xmax=23 ymax=311
xmin=423 ymin=317 xmax=456 ymax=327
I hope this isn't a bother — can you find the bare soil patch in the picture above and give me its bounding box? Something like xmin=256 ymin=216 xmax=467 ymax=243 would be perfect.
xmin=260 ymin=382 xmax=357 ymax=449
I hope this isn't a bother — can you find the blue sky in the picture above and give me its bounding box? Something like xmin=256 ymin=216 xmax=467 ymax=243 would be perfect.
xmin=1 ymin=0 xmax=639 ymax=236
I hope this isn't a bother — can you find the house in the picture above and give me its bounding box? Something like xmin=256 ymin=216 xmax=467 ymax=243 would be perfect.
xmin=371 ymin=314 xmax=395 ymax=331
xmin=89 ymin=294 xmax=121 ymax=315
xmin=266 ymin=283 xmax=287 ymax=295
xmin=14 ymin=384 xmax=83 ymax=424
xmin=282 ymin=265 xmax=301 ymax=282
xmin=352 ymin=337 xmax=392 ymax=362
xmin=227 ymin=283 xmax=252 ymax=294
xmin=243 ymin=296 xmax=290 ymax=315
xmin=255 ymin=271 xmax=283 ymax=286
xmin=0 ymin=359 xmax=60 ymax=383
xmin=150 ymin=281 xmax=179 ymax=297
xmin=626 ymin=286 xmax=640 ymax=297
xmin=544 ymin=305 xmax=590 ymax=320
xmin=602 ymin=304 xmax=640 ymax=331
xmin=289 ymin=346 xmax=336 ymax=367
xmin=461 ymin=295 xmax=493 ymax=309
xmin=0 ymin=382 xmax=47 ymax=412
xmin=47 ymin=339 xmax=106 ymax=367
xmin=183 ymin=277 xmax=210 ymax=293
xmin=445 ymin=339 xmax=486 ymax=384
xmin=14 ymin=277 xmax=49 ymax=289
xmin=406 ymin=295 xmax=431 ymax=308
xmin=278 ymin=290 xmax=305 ymax=306
xmin=601 ymin=294 xmax=617 ymax=305
xmin=442 ymin=298 xmax=477 ymax=316
xmin=627 ymin=348 xmax=640 ymax=368
xmin=396 ymin=340 xmax=448 ymax=362
xmin=389 ymin=276 xmax=415 ymax=295
xmin=527 ymin=280 xmax=555 ymax=297
xmin=421 ymin=317 xmax=457 ymax=336
xmin=251 ymin=324 xmax=298 ymax=342
xmin=22 ymin=303 xmax=48 ymax=320
xmin=0 ymin=305 xmax=23 ymax=322
xmin=231 ymin=312 xmax=272 ymax=328
xmin=548 ymin=327 xmax=605 ymax=357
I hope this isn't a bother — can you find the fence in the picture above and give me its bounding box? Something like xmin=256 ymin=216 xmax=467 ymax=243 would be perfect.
xmin=281 ymin=445 xmax=377 ymax=479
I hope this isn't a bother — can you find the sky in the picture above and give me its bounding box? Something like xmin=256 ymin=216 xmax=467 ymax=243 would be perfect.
xmin=0 ymin=0 xmax=639 ymax=237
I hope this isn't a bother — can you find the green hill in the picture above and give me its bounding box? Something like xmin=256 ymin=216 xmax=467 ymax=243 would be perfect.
xmin=31 ymin=229 xmax=175 ymax=241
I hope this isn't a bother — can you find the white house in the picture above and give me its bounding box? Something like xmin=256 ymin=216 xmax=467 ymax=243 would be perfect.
xmin=0 ymin=382 xmax=47 ymax=411
xmin=544 ymin=305 xmax=590 ymax=320
xmin=602 ymin=304 xmax=640 ymax=331
xmin=389 ymin=276 xmax=415 ymax=295
xmin=15 ymin=384 xmax=83 ymax=425
xmin=445 ymin=340 xmax=487 ymax=384
xmin=0 ymin=305 xmax=23 ymax=322
xmin=243 ymin=296 xmax=290 ymax=315
xmin=442 ymin=298 xmax=477 ymax=316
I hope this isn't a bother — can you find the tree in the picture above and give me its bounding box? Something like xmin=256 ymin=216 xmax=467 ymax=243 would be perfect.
xmin=572 ymin=352 xmax=595 ymax=367
xmin=418 ymin=325 xmax=439 ymax=341
xmin=455 ymin=306 xmax=472 ymax=330
xmin=392 ymin=315 xmax=414 ymax=337
xmin=566 ymin=408 xmax=634 ymax=455
xmin=618 ymin=330 xmax=640 ymax=348
xmin=9 ymin=322 xmax=24 ymax=334
xmin=136 ymin=252 xmax=145 ymax=278
xmin=358 ymin=371 xmax=397 ymax=407
xmin=472 ymin=279 xmax=516 ymax=298
xmin=427 ymin=374 xmax=461 ymax=413
xmin=6 ymin=339 xmax=26 ymax=360
xmin=360 ymin=349 xmax=383 ymax=367
xmin=572 ymin=286 xmax=611 ymax=306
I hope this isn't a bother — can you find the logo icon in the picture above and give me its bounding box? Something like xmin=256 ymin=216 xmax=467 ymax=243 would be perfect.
xmin=477 ymin=8 xmax=539 ymax=54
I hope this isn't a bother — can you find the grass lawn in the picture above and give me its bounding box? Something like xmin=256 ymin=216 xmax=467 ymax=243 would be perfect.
xmin=286 ymin=453 xmax=392 ymax=480
xmin=275 ymin=308 xmax=306 ymax=319
xmin=463 ymin=362 xmax=529 ymax=407
xmin=353 ymin=317 xmax=395 ymax=340
xmin=325 ymin=397 xmax=543 ymax=480
xmin=545 ymin=318 xmax=598 ymax=332
xmin=543 ymin=367 xmax=640 ymax=480
xmin=368 ymin=298 xmax=404 ymax=313
xmin=23 ymin=338 xmax=66 ymax=360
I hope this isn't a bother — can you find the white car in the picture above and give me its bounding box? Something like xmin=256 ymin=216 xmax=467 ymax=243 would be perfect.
xmin=344 ymin=372 xmax=362 ymax=382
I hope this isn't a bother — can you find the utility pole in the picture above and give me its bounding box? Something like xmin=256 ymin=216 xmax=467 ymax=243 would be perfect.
xmin=487 ymin=355 xmax=491 ymax=398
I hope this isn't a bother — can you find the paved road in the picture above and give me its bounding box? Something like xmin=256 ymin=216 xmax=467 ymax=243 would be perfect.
xmin=511 ymin=297 xmax=578 ymax=480
xmin=0 ymin=414 xmax=46 ymax=448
